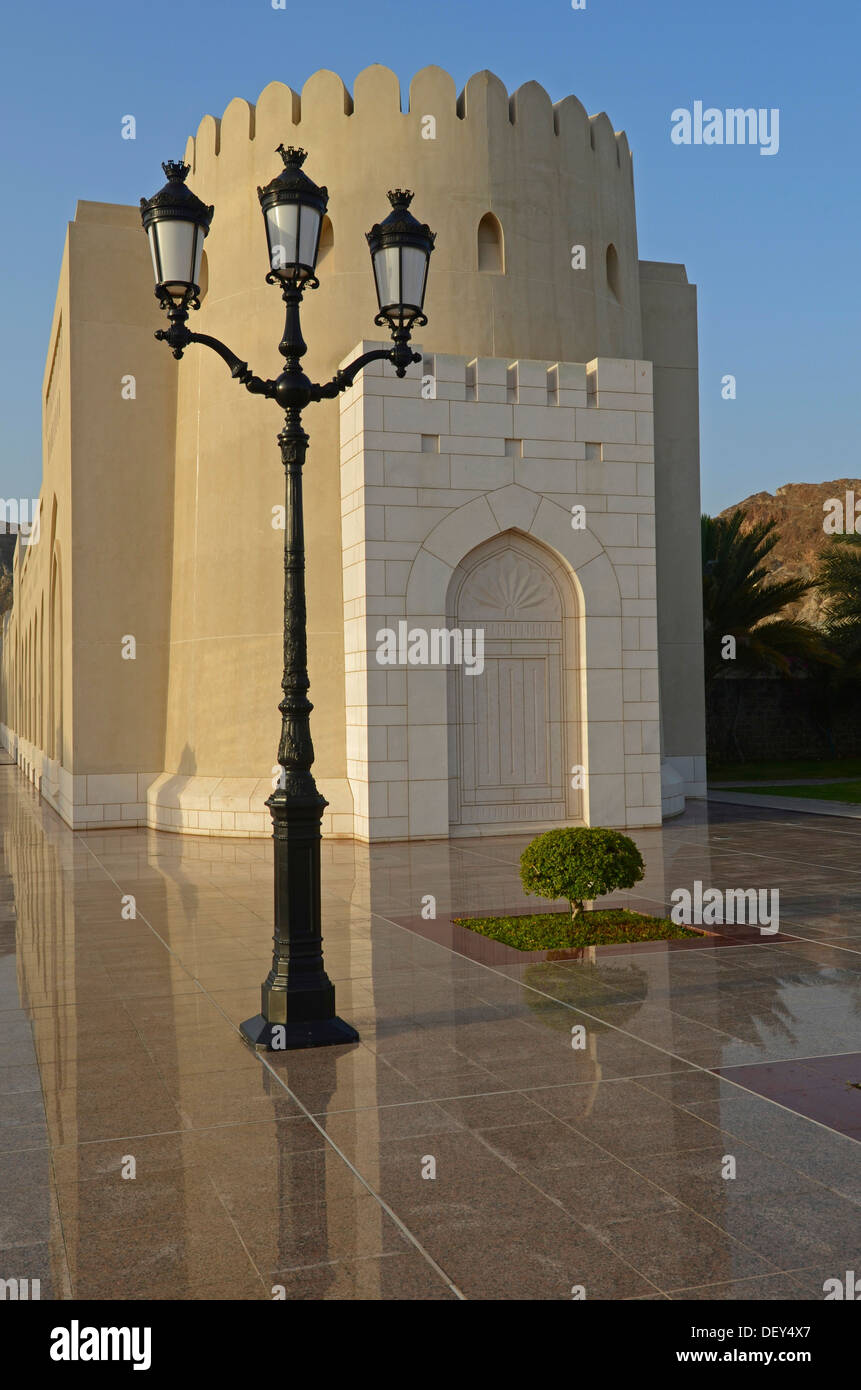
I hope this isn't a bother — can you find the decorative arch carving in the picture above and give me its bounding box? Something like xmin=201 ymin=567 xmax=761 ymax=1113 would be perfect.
xmin=445 ymin=530 xmax=581 ymax=831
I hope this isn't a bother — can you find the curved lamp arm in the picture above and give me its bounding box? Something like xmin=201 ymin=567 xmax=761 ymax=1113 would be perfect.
xmin=155 ymin=318 xmax=275 ymax=398
xmin=186 ymin=332 xmax=274 ymax=396
xmin=310 ymin=344 xmax=421 ymax=401
xmin=154 ymin=310 xmax=421 ymax=403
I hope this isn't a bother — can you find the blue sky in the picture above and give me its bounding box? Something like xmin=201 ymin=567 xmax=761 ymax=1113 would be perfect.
xmin=1 ymin=0 xmax=858 ymax=513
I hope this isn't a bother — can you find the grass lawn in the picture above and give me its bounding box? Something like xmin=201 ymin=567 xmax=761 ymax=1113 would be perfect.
xmin=726 ymin=780 xmax=861 ymax=804
xmin=711 ymin=758 xmax=861 ymax=782
xmin=452 ymin=909 xmax=702 ymax=950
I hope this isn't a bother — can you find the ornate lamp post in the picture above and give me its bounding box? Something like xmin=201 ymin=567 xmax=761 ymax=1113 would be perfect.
xmin=141 ymin=148 xmax=435 ymax=1050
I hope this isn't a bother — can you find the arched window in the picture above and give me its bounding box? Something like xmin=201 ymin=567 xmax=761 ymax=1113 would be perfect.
xmin=318 ymin=216 xmax=334 ymax=268
xmin=477 ymin=213 xmax=504 ymax=273
xmin=606 ymin=243 xmax=621 ymax=301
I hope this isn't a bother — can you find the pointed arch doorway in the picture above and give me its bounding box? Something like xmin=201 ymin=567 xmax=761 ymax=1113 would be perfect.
xmin=447 ymin=531 xmax=582 ymax=835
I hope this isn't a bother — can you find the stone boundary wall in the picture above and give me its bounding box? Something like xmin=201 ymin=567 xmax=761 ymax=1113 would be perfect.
xmin=707 ymin=678 xmax=861 ymax=764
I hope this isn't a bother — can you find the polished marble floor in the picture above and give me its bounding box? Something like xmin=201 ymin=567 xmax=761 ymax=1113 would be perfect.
xmin=1 ymin=762 xmax=859 ymax=1300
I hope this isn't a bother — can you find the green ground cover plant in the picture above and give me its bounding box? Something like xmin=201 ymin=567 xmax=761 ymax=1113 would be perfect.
xmin=711 ymin=758 xmax=861 ymax=781
xmin=453 ymin=909 xmax=701 ymax=950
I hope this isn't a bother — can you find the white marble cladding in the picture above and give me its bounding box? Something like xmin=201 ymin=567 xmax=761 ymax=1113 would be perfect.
xmin=0 ymin=725 xmax=354 ymax=839
xmin=340 ymin=343 xmax=661 ymax=841
xmin=663 ymin=754 xmax=707 ymax=800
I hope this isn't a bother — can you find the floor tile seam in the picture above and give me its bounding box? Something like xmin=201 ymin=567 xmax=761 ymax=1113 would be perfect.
xmin=302 ymin=1073 xmax=689 ymax=1121
xmin=74 ymin=837 xmax=217 ymax=991
xmin=679 ymin=938 xmax=860 ymax=965
xmin=624 ymin=1082 xmax=861 ymax=1205
xmin=570 ymin=1188 xmax=809 ymax=1289
xmin=308 ymin=1077 xmax=684 ymax=1127
xmin=445 ymin=846 xmax=524 ymax=868
xmin=256 ymin=1053 xmax=468 ymax=1301
xmin=764 ymin=927 xmax=861 ymax=958
xmin=224 ymin=1249 xmax=451 ymax=1290
xmin=780 ymin=1259 xmax=855 ymax=1279
xmin=488 ymin=1005 xmax=861 ymax=1159
xmin=706 ymin=807 xmax=861 ymax=831
xmin=667 ymin=1271 xmax=814 ymax=1296
xmin=717 ymin=1048 xmax=861 ymax=1072
xmin=380 ymin=1049 xmax=512 ymax=1088
xmin=172 ymin=977 xmax=468 ymax=1301
xmin=25 ymin=799 xmax=859 ymax=1288
xmin=601 ymin=1135 xmax=842 ymax=1195
xmin=42 ymin=1079 xmax=848 ymax=1198
xmin=204 ymin=1181 xmax=289 ymax=1298
xmin=707 ymin=793 xmax=861 ymax=819
xmin=479 ymin=1100 xmax=700 ymax=1200
xmin=583 ymin=1001 xmax=755 ymax=1049
xmin=43 ymin=1138 xmax=75 ymax=1300
xmin=343 ymin=911 xmax=861 ymax=1122
xmin=666 ymin=1088 xmax=861 ymax=1160
xmin=701 ymin=828 xmax=861 ymax=861
xmin=295 ymin=1074 xmax=846 ymax=1278
xmin=73 ymin=835 xmax=273 ymax=1116
xmin=2 ymin=967 xmax=78 ymax=1299
xmin=701 ymin=844 xmax=861 ymax=876
xmin=464 ymin=1107 xmax=805 ymax=1292
xmin=372 ymin=1028 xmax=659 ymax=1078
xmin=392 ymin=958 xmax=717 ymax=1069
xmin=428 ymin=1114 xmax=671 ymax=1296
xmin=50 ymin=1118 xmax=340 ymax=1158
xmin=510 ymin=1091 xmax=820 ymax=1264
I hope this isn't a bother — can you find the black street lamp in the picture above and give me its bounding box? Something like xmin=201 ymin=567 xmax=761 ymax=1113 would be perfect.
xmin=141 ymin=148 xmax=435 ymax=1050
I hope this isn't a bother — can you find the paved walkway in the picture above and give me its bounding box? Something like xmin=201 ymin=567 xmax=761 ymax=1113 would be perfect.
xmin=1 ymin=765 xmax=859 ymax=1300
xmin=710 ymin=776 xmax=861 ymax=788
xmin=708 ymin=788 xmax=861 ymax=820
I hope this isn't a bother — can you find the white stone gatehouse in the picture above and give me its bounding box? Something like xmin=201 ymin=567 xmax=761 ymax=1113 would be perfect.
xmin=340 ymin=344 xmax=662 ymax=840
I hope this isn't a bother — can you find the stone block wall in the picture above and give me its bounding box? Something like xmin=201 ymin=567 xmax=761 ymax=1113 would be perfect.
xmin=339 ymin=342 xmax=663 ymax=840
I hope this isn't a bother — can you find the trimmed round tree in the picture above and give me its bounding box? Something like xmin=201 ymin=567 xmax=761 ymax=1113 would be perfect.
xmin=519 ymin=827 xmax=645 ymax=922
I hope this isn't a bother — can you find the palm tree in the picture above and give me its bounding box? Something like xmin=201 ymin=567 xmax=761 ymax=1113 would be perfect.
xmin=816 ymin=533 xmax=861 ymax=668
xmin=701 ymin=510 xmax=831 ymax=682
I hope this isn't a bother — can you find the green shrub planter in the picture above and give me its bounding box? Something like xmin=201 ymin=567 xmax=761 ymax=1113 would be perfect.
xmin=519 ymin=826 xmax=646 ymax=921
xmin=453 ymin=827 xmax=702 ymax=950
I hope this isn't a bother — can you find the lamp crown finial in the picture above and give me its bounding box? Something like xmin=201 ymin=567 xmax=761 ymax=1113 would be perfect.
xmin=388 ymin=188 xmax=414 ymax=208
xmin=162 ymin=159 xmax=190 ymax=182
xmin=276 ymin=145 xmax=307 ymax=167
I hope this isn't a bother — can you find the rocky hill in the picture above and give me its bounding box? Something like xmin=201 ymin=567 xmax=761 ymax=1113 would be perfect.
xmin=718 ymin=479 xmax=861 ymax=624
xmin=0 ymin=534 xmax=17 ymax=570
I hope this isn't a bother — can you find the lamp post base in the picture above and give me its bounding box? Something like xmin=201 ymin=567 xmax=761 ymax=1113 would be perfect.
xmin=240 ymin=1013 xmax=360 ymax=1052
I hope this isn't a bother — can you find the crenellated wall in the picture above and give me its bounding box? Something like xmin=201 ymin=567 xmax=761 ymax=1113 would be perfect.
xmin=180 ymin=66 xmax=641 ymax=366
xmin=0 ymin=65 xmax=705 ymax=835
xmin=163 ymin=64 xmax=646 ymax=810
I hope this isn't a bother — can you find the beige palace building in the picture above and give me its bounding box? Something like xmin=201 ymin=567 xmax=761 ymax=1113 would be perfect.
xmin=0 ymin=65 xmax=706 ymax=843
